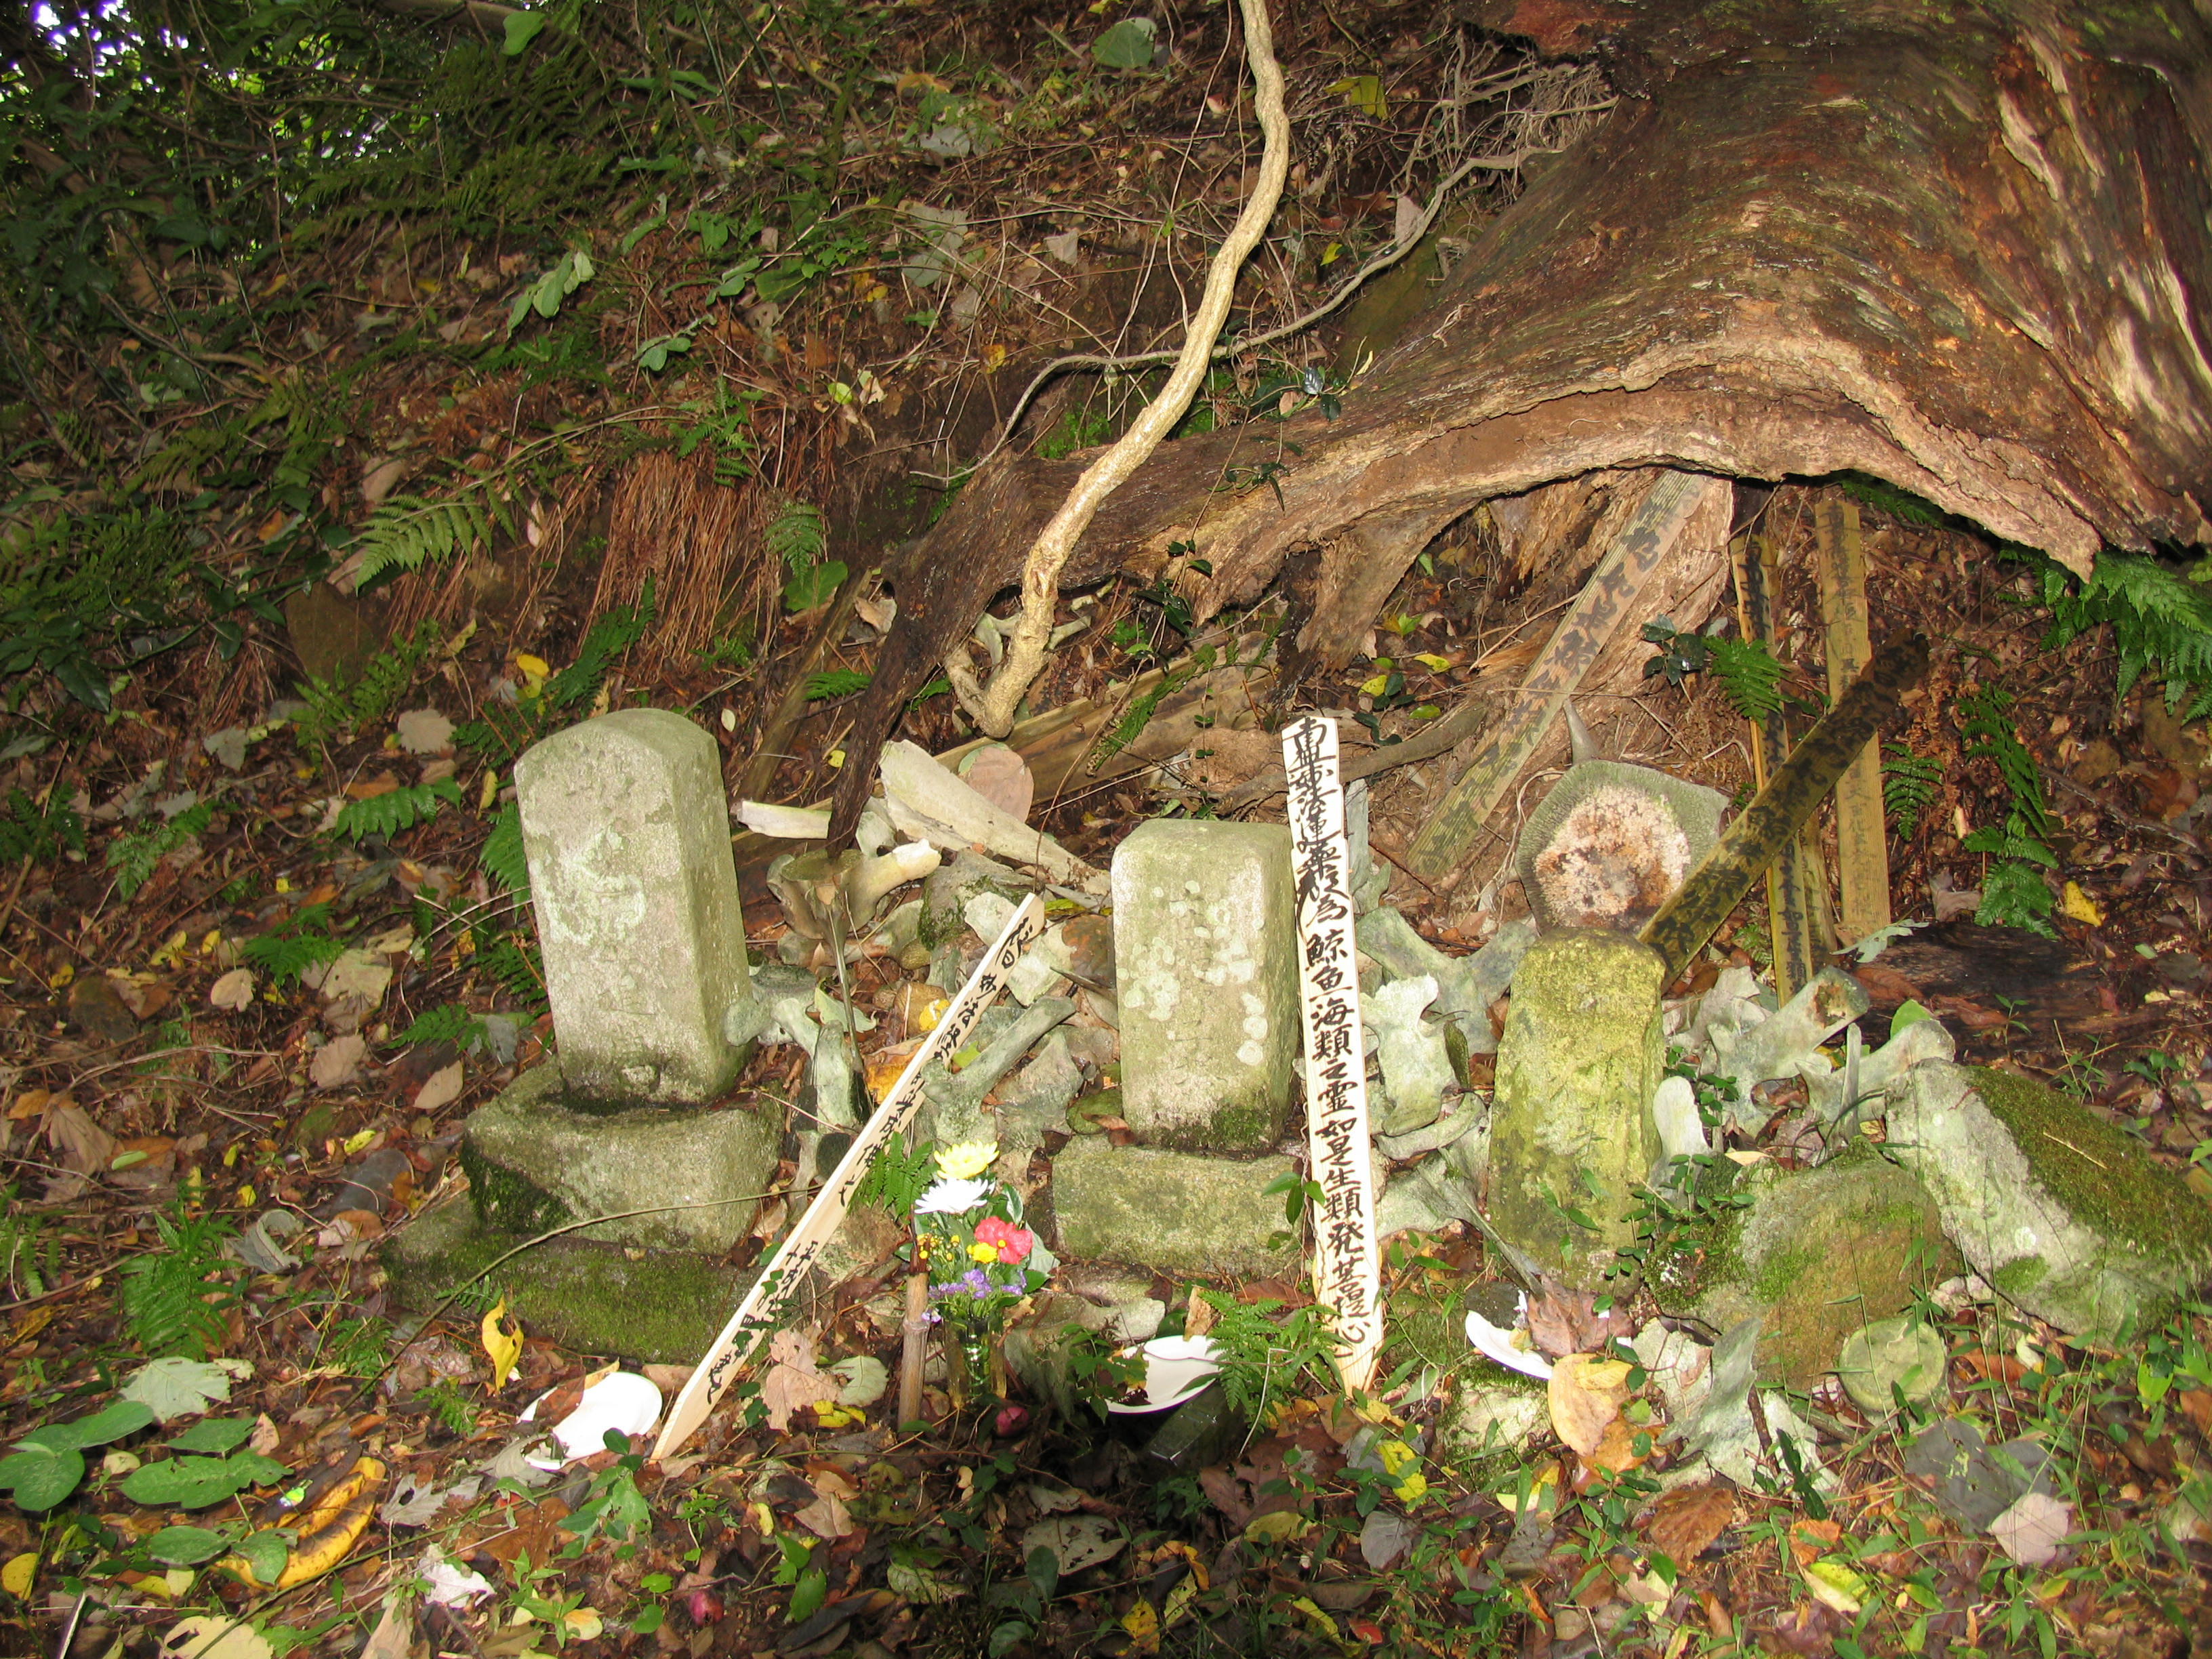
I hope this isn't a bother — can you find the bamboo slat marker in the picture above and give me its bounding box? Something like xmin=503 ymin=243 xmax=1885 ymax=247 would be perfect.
xmin=1732 ymin=533 xmax=1822 ymax=997
xmin=1639 ymin=634 xmax=1929 ymax=982
xmin=652 ymin=895 xmax=1049 ymax=1462
xmin=1408 ymin=471 xmax=1714 ymax=881
xmin=1814 ymin=495 xmax=1891 ymax=943
xmin=1282 ymin=716 xmax=1382 ymax=1393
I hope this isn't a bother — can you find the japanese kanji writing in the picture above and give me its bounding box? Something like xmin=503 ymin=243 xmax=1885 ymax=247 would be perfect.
xmin=1282 ymin=715 xmax=1382 ymax=1391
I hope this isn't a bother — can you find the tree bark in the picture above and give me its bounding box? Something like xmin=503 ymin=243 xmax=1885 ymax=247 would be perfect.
xmin=829 ymin=0 xmax=2211 ymax=842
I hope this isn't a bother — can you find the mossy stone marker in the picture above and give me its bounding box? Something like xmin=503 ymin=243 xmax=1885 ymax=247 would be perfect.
xmin=1112 ymin=819 xmax=1298 ymax=1151
xmin=514 ymin=708 xmax=758 ymax=1104
xmin=1488 ymin=928 xmax=1666 ymax=1283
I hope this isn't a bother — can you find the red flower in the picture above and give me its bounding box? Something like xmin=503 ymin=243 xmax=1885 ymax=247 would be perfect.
xmin=974 ymin=1216 xmax=1034 ymax=1264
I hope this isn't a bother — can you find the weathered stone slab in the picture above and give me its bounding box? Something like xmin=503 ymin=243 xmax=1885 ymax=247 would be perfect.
xmin=1885 ymin=1061 xmax=2212 ymax=1338
xmin=1112 ymin=820 xmax=1298 ymax=1151
xmin=1658 ymin=1143 xmax=1958 ymax=1387
xmin=461 ymin=1058 xmax=780 ymax=1252
xmin=1489 ymin=928 xmax=1666 ymax=1282
xmin=514 ymin=708 xmax=756 ymax=1103
xmin=1514 ymin=760 xmax=1727 ymax=933
xmin=384 ymin=1193 xmax=746 ymax=1366
xmin=1050 ymin=1139 xmax=1298 ymax=1277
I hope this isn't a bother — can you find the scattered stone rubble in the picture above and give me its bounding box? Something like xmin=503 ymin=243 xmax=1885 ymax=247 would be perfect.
xmin=387 ymin=704 xmax=2212 ymax=1498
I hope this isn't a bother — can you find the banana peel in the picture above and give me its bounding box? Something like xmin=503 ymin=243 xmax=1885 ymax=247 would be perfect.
xmin=220 ymin=1454 xmax=385 ymax=1592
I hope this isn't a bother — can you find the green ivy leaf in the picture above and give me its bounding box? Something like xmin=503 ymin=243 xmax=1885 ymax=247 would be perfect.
xmin=0 ymin=1437 xmax=87 ymax=1511
xmin=165 ymin=1417 xmax=255 ymax=1455
xmin=122 ymin=1451 xmax=290 ymax=1509
xmin=146 ymin=1524 xmax=230 ymax=1566
xmin=1092 ymin=17 xmax=1158 ymax=68
xmin=501 ymin=11 xmax=548 ymax=54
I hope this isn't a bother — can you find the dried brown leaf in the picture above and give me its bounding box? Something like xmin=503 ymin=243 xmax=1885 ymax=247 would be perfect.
xmin=1641 ymin=1483 xmax=1734 ymax=1565
xmin=1525 ymin=1277 xmax=1634 ymax=1360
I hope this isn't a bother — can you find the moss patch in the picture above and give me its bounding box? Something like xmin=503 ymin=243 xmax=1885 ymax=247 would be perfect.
xmin=458 ymin=1134 xmax=573 ymax=1236
xmin=384 ymin=1195 xmax=749 ymax=1365
xmin=1967 ymin=1067 xmax=2212 ymax=1258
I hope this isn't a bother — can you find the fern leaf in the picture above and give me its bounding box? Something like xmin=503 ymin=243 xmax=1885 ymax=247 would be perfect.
xmin=1975 ymin=859 xmax=2057 ymax=937
xmin=121 ymin=1208 xmax=238 ymax=1359
xmin=764 ymin=499 xmax=826 ymax=571
xmin=1706 ymin=637 xmax=1787 ymax=723
xmin=332 ymin=779 xmax=461 ymax=842
xmin=241 ymin=902 xmax=348 ymax=986
xmin=805 ymin=668 xmax=872 ymax=701
xmin=398 ymin=1002 xmax=483 ymax=1050
xmin=478 ymin=802 xmax=531 ymax=897
xmin=1880 ymin=744 xmax=1942 ymax=840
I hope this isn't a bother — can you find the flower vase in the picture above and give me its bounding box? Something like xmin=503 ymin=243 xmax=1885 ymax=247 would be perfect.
xmin=943 ymin=1318 xmax=1002 ymax=1414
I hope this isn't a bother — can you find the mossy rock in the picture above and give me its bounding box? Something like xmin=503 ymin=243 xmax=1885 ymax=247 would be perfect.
xmin=1656 ymin=1139 xmax=1959 ymax=1387
xmin=382 ymin=1194 xmax=750 ymax=1366
xmin=461 ymin=1058 xmax=781 ymax=1253
xmin=1488 ymin=929 xmax=1666 ymax=1284
xmin=1886 ymin=1061 xmax=2212 ymax=1338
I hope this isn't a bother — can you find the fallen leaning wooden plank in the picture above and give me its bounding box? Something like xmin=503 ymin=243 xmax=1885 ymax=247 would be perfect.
xmin=1407 ymin=470 xmax=1721 ymax=881
xmin=1282 ymin=716 xmax=1382 ymax=1393
xmin=1815 ymin=494 xmax=1891 ymax=944
xmin=1639 ymin=634 xmax=1929 ymax=982
xmin=652 ymin=895 xmax=1048 ymax=1462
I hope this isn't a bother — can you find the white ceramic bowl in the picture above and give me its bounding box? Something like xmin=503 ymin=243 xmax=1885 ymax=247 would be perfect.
xmin=1104 ymin=1335 xmax=1223 ymax=1414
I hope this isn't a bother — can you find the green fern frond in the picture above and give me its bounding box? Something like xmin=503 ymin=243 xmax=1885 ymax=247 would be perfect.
xmin=121 ymin=1206 xmax=238 ymax=1359
xmin=105 ymin=802 xmax=213 ymax=899
xmin=546 ymin=581 xmax=656 ymax=712
xmin=1880 ymin=743 xmax=1942 ymax=840
xmin=241 ymin=902 xmax=348 ymax=986
xmin=1706 ymin=636 xmax=1787 ymax=723
xmin=0 ymin=789 xmax=84 ymax=865
xmin=478 ymin=802 xmax=530 ymax=897
xmin=352 ymin=495 xmax=493 ymax=586
xmin=1975 ymin=858 xmax=2057 ymax=937
xmin=2013 ymin=546 xmax=2212 ymax=717
xmin=805 ymin=668 xmax=872 ymax=701
xmin=1958 ymin=683 xmax=2052 ymax=841
xmin=764 ymin=499 xmax=826 ymax=571
xmin=398 ymin=1002 xmax=483 ymax=1050
xmin=332 ymin=779 xmax=461 ymax=842
xmin=481 ymin=935 xmax=547 ymax=1011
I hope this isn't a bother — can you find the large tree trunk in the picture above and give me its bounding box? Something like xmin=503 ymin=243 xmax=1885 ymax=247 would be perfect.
xmin=830 ymin=0 xmax=2212 ymax=842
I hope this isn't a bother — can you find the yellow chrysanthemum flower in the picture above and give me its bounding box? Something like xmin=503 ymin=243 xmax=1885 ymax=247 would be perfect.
xmin=936 ymin=1141 xmax=999 ymax=1180
xmin=968 ymin=1242 xmax=1000 ymax=1263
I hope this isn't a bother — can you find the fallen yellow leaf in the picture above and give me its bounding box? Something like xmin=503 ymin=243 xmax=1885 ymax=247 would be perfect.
xmin=482 ymin=1298 xmax=523 ymax=1389
xmin=1549 ymin=1353 xmax=1634 ymax=1456
xmin=1121 ymin=1599 xmax=1160 ymax=1655
xmin=1411 ymin=653 xmax=1452 ymax=673
xmin=2 ymin=1552 xmax=35 ymax=1597
xmin=2061 ymin=881 xmax=2102 ymax=925
xmin=1358 ymin=674 xmax=1391 ymax=697
xmin=513 ymin=653 xmax=550 ymax=681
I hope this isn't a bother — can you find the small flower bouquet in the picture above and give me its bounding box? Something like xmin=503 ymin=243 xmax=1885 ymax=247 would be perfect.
xmin=909 ymin=1141 xmax=1054 ymax=1404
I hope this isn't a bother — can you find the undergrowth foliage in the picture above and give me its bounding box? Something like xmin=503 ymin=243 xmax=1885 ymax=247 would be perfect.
xmin=119 ymin=1207 xmax=238 ymax=1361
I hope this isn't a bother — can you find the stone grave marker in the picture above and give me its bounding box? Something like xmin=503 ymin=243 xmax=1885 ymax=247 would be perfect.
xmin=1113 ymin=819 xmax=1298 ymax=1151
xmin=1488 ymin=928 xmax=1666 ymax=1282
xmin=514 ymin=708 xmax=759 ymax=1104
xmin=1513 ymin=759 xmax=1726 ymax=934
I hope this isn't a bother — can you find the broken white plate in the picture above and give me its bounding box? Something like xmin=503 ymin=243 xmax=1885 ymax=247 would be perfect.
xmin=520 ymin=1370 xmax=663 ymax=1468
xmin=1106 ymin=1336 xmax=1222 ymax=1414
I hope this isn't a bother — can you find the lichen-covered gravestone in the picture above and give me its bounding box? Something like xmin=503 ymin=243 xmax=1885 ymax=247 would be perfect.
xmin=387 ymin=709 xmax=779 ymax=1365
xmin=514 ymin=707 xmax=758 ymax=1103
xmin=1112 ymin=819 xmax=1298 ymax=1151
xmin=1514 ymin=760 xmax=1726 ymax=934
xmin=1488 ymin=929 xmax=1666 ymax=1282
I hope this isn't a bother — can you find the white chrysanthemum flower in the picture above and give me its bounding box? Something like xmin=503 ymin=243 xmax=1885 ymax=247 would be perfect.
xmin=914 ymin=1177 xmax=991 ymax=1215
